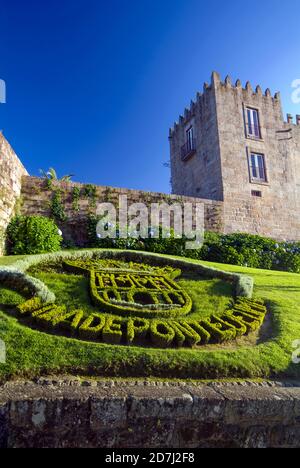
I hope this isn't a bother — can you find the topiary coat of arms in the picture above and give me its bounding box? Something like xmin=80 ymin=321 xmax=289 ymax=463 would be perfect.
xmin=63 ymin=259 xmax=192 ymax=318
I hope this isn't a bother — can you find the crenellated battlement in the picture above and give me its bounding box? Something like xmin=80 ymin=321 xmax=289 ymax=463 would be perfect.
xmin=169 ymin=71 xmax=282 ymax=137
xmin=210 ymin=71 xmax=280 ymax=99
xmin=286 ymin=114 xmax=300 ymax=126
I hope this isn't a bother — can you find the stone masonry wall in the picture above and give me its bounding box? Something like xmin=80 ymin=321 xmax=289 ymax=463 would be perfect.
xmin=170 ymin=72 xmax=300 ymax=241
xmin=169 ymin=81 xmax=223 ymax=201
xmin=20 ymin=176 xmax=224 ymax=247
xmin=213 ymin=73 xmax=300 ymax=241
xmin=0 ymin=133 xmax=28 ymax=254
xmin=1 ymin=379 xmax=300 ymax=448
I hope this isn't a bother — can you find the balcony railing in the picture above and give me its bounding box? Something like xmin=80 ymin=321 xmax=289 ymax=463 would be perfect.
xmin=181 ymin=139 xmax=196 ymax=161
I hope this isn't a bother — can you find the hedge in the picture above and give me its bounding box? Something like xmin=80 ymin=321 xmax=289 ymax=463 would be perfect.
xmin=63 ymin=259 xmax=193 ymax=319
xmin=2 ymin=249 xmax=264 ymax=349
xmin=2 ymin=249 xmax=254 ymax=300
xmin=86 ymin=220 xmax=300 ymax=273
xmin=0 ymin=268 xmax=55 ymax=303
xmin=16 ymin=297 xmax=267 ymax=349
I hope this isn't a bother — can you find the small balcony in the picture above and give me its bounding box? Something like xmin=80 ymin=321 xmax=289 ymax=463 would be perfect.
xmin=181 ymin=138 xmax=196 ymax=161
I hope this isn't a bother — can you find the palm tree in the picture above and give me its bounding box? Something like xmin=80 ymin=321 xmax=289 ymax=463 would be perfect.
xmin=39 ymin=168 xmax=74 ymax=182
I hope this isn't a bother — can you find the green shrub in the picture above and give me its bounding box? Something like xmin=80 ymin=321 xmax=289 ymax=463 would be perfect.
xmin=30 ymin=304 xmax=58 ymax=319
xmin=202 ymin=316 xmax=237 ymax=343
xmin=275 ymin=250 xmax=300 ymax=273
xmin=201 ymin=233 xmax=300 ymax=274
xmin=65 ymin=259 xmax=193 ymax=318
xmin=102 ymin=316 xmax=123 ymax=344
xmin=7 ymin=215 xmax=62 ymax=255
xmin=51 ymin=189 xmax=67 ymax=222
xmin=34 ymin=305 xmax=67 ymax=328
xmin=221 ymin=313 xmax=248 ymax=336
xmin=79 ymin=313 xmax=105 ymax=340
xmin=150 ymin=320 xmax=175 ymax=348
xmin=17 ymin=297 xmax=43 ymax=315
xmin=187 ymin=320 xmax=211 ymax=344
xmin=16 ymin=295 xmax=267 ymax=348
xmin=126 ymin=317 xmax=150 ymax=344
xmin=90 ymin=226 xmax=300 ymax=275
xmin=172 ymin=321 xmax=201 ymax=347
xmin=207 ymin=245 xmax=244 ymax=266
xmin=56 ymin=309 xmax=84 ymax=334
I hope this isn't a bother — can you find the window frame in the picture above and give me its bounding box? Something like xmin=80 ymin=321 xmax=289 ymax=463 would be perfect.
xmin=244 ymin=105 xmax=263 ymax=140
xmin=247 ymin=150 xmax=268 ymax=184
xmin=186 ymin=126 xmax=194 ymax=151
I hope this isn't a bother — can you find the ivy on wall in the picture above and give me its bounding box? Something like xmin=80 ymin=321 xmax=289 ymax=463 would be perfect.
xmin=51 ymin=189 xmax=67 ymax=222
xmin=72 ymin=186 xmax=81 ymax=212
xmin=83 ymin=184 xmax=97 ymax=208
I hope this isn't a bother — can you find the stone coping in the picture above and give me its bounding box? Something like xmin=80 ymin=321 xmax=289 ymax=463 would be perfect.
xmin=1 ymin=377 xmax=300 ymax=447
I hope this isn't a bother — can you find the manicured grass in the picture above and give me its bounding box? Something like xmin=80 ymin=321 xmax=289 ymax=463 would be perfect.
xmin=0 ymin=250 xmax=299 ymax=382
xmin=0 ymin=255 xmax=26 ymax=266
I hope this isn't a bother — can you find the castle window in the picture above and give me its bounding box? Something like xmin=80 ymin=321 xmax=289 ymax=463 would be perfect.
xmin=251 ymin=190 xmax=262 ymax=198
xmin=246 ymin=108 xmax=261 ymax=139
xmin=181 ymin=126 xmax=196 ymax=161
xmin=186 ymin=126 xmax=194 ymax=149
xmin=249 ymin=152 xmax=267 ymax=183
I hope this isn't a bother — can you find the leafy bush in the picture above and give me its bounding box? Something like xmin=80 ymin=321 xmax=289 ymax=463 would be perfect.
xmin=7 ymin=215 xmax=62 ymax=255
xmin=86 ymin=217 xmax=300 ymax=273
xmin=200 ymin=233 xmax=300 ymax=273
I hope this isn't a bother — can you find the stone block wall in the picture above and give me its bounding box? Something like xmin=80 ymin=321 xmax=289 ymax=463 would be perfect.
xmin=1 ymin=379 xmax=300 ymax=448
xmin=169 ymin=81 xmax=223 ymax=201
xmin=214 ymin=73 xmax=300 ymax=241
xmin=0 ymin=133 xmax=28 ymax=254
xmin=20 ymin=176 xmax=224 ymax=247
xmin=170 ymin=72 xmax=300 ymax=241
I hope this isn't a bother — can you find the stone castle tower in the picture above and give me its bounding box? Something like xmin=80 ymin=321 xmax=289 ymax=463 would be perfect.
xmin=169 ymin=72 xmax=300 ymax=241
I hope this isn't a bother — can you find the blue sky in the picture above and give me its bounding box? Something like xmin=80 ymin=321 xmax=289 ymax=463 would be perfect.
xmin=1 ymin=0 xmax=300 ymax=192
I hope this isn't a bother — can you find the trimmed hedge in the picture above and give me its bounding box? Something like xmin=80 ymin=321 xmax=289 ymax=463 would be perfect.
xmin=64 ymin=259 xmax=193 ymax=319
xmin=3 ymin=249 xmax=253 ymax=300
xmin=79 ymin=313 xmax=106 ymax=340
xmin=16 ymin=297 xmax=267 ymax=349
xmin=127 ymin=317 xmax=149 ymax=344
xmin=2 ymin=249 xmax=264 ymax=350
xmin=0 ymin=267 xmax=55 ymax=303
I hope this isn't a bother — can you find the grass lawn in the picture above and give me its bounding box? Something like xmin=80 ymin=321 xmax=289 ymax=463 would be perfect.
xmin=0 ymin=250 xmax=299 ymax=382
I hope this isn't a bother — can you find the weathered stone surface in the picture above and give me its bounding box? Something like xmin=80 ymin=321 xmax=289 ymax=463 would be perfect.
xmin=19 ymin=176 xmax=224 ymax=247
xmin=0 ymin=379 xmax=300 ymax=448
xmin=170 ymin=72 xmax=300 ymax=241
xmin=0 ymin=133 xmax=28 ymax=254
